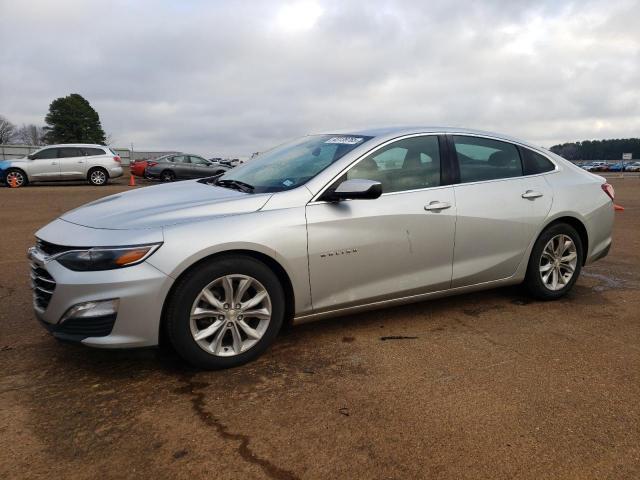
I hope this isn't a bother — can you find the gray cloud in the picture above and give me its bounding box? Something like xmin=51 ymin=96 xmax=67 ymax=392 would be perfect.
xmin=1 ymin=0 xmax=638 ymax=156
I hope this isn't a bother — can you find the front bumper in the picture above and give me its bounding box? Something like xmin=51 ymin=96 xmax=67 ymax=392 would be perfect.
xmin=28 ymin=245 xmax=173 ymax=348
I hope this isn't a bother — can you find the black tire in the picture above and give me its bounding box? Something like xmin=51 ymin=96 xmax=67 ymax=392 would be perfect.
xmin=5 ymin=169 xmax=28 ymax=188
xmin=88 ymin=167 xmax=109 ymax=186
xmin=165 ymin=255 xmax=285 ymax=369
xmin=524 ymin=223 xmax=583 ymax=300
xmin=161 ymin=170 xmax=175 ymax=182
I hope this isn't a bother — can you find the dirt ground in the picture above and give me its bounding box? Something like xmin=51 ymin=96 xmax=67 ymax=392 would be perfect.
xmin=0 ymin=174 xmax=638 ymax=479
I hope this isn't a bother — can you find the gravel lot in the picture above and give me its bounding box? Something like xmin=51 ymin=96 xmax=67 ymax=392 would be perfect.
xmin=0 ymin=175 xmax=638 ymax=479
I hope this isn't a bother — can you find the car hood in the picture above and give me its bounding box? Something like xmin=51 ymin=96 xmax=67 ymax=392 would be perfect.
xmin=60 ymin=180 xmax=272 ymax=230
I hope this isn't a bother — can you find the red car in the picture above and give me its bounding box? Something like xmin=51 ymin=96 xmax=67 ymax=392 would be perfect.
xmin=130 ymin=155 xmax=173 ymax=177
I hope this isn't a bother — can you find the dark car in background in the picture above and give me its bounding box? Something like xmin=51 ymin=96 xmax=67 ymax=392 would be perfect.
xmin=130 ymin=154 xmax=175 ymax=178
xmin=145 ymin=154 xmax=230 ymax=182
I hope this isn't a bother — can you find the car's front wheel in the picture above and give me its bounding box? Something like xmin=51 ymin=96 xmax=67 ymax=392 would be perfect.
xmin=165 ymin=256 xmax=285 ymax=369
xmin=5 ymin=169 xmax=27 ymax=188
xmin=524 ymin=223 xmax=583 ymax=300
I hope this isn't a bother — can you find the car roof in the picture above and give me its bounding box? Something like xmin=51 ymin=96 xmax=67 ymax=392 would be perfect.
xmin=327 ymin=126 xmax=548 ymax=152
xmin=39 ymin=144 xmax=109 ymax=148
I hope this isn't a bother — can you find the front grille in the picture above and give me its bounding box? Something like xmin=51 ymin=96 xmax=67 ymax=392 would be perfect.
xmin=36 ymin=239 xmax=78 ymax=257
xmin=30 ymin=263 xmax=56 ymax=311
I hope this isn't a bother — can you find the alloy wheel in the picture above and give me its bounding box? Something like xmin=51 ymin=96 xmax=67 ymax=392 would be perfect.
xmin=189 ymin=274 xmax=272 ymax=357
xmin=6 ymin=171 xmax=24 ymax=187
xmin=90 ymin=170 xmax=107 ymax=185
xmin=539 ymin=234 xmax=578 ymax=291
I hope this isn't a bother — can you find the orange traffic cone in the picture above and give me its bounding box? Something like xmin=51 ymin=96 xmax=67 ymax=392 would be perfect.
xmin=614 ymin=204 xmax=624 ymax=211
xmin=128 ymin=174 xmax=136 ymax=187
xmin=9 ymin=176 xmax=17 ymax=188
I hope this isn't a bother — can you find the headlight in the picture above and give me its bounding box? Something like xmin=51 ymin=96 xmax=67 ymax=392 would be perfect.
xmin=55 ymin=244 xmax=161 ymax=271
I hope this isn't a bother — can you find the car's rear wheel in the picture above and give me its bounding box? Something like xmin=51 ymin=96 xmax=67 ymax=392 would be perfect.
xmin=5 ymin=169 xmax=27 ymax=188
xmin=524 ymin=223 xmax=583 ymax=300
xmin=88 ymin=167 xmax=108 ymax=186
xmin=161 ymin=170 xmax=175 ymax=182
xmin=165 ymin=256 xmax=285 ymax=369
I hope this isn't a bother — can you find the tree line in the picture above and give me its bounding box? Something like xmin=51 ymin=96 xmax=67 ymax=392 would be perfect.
xmin=0 ymin=93 xmax=107 ymax=146
xmin=550 ymin=138 xmax=640 ymax=161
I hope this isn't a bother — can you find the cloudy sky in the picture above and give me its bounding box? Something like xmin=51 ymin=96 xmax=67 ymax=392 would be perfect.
xmin=1 ymin=0 xmax=638 ymax=156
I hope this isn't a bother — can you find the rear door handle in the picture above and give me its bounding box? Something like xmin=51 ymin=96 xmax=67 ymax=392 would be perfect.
xmin=424 ymin=201 xmax=451 ymax=211
xmin=51 ymin=162 xmax=57 ymax=165
xmin=522 ymin=190 xmax=543 ymax=199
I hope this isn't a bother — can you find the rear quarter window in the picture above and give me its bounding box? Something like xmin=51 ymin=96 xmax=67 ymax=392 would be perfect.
xmin=521 ymin=147 xmax=555 ymax=175
xmin=82 ymin=147 xmax=106 ymax=156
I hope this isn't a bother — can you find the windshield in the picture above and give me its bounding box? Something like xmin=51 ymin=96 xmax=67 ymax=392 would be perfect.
xmin=217 ymin=134 xmax=372 ymax=193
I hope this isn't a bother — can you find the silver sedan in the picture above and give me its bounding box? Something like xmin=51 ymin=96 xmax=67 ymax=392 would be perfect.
xmin=29 ymin=127 xmax=615 ymax=369
xmin=145 ymin=154 xmax=230 ymax=182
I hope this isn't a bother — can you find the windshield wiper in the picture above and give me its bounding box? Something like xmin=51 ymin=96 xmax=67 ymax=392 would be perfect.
xmin=216 ymin=178 xmax=255 ymax=193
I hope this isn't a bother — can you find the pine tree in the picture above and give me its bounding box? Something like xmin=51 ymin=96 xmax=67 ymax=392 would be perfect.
xmin=43 ymin=94 xmax=107 ymax=144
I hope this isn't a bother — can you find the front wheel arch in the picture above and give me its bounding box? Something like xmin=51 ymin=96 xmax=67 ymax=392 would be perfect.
xmin=158 ymin=250 xmax=296 ymax=348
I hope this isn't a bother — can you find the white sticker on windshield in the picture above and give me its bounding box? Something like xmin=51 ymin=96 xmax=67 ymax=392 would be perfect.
xmin=282 ymin=179 xmax=294 ymax=187
xmin=325 ymin=136 xmax=364 ymax=145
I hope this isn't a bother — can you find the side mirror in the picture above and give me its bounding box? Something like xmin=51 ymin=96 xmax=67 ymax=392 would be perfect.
xmin=324 ymin=179 xmax=382 ymax=201
xmin=27 ymin=154 xmax=35 ymax=160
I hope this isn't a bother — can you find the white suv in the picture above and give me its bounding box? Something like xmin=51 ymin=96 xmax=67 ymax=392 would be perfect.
xmin=1 ymin=144 xmax=123 ymax=187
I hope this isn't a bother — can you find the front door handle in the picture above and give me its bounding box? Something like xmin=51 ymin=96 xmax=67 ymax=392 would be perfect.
xmin=522 ymin=190 xmax=543 ymax=199
xmin=424 ymin=201 xmax=451 ymax=211
xmin=51 ymin=162 xmax=57 ymax=165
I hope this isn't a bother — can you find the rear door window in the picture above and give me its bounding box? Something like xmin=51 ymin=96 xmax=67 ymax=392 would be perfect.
xmin=189 ymin=156 xmax=209 ymax=165
xmin=452 ymin=136 xmax=522 ymax=183
xmin=171 ymin=155 xmax=187 ymax=163
xmin=58 ymin=147 xmax=83 ymax=158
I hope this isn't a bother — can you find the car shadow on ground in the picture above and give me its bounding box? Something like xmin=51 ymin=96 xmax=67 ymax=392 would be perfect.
xmin=27 ymin=287 xmax=535 ymax=378
xmin=38 ymin=279 xmax=613 ymax=380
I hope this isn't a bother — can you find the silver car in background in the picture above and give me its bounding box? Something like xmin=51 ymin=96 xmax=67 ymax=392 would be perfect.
xmin=28 ymin=127 xmax=615 ymax=369
xmin=1 ymin=144 xmax=123 ymax=187
xmin=145 ymin=154 xmax=230 ymax=182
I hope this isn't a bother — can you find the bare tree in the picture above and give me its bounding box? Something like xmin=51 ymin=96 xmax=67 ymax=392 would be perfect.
xmin=15 ymin=124 xmax=46 ymax=146
xmin=0 ymin=115 xmax=16 ymax=144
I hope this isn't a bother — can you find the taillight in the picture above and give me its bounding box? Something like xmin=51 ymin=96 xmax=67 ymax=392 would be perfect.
xmin=113 ymin=155 xmax=121 ymax=164
xmin=601 ymin=183 xmax=615 ymax=202
xmin=147 ymin=161 xmax=158 ymax=167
